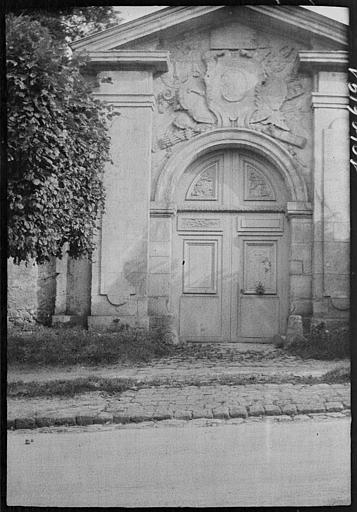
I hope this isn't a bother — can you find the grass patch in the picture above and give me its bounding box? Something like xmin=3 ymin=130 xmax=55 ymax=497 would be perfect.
xmin=7 ymin=325 xmax=176 ymax=366
xmin=321 ymin=365 xmax=350 ymax=383
xmin=285 ymin=323 xmax=350 ymax=360
xmin=7 ymin=365 xmax=350 ymax=399
xmin=7 ymin=376 xmax=133 ymax=398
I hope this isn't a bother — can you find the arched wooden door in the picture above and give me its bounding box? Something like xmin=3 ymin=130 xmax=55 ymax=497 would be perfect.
xmin=171 ymin=149 xmax=290 ymax=342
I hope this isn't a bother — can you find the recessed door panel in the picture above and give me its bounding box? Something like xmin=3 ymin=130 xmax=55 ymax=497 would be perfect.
xmin=240 ymin=296 xmax=280 ymax=338
xmin=243 ymin=241 xmax=277 ymax=295
xmin=183 ymin=240 xmax=218 ymax=294
xmin=180 ymin=296 xmax=222 ymax=339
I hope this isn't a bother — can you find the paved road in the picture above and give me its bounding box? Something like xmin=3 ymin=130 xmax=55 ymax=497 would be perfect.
xmin=7 ymin=417 xmax=350 ymax=507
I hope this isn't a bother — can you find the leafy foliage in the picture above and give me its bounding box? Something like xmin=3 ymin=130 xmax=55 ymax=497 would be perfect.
xmin=7 ymin=14 xmax=112 ymax=264
xmin=10 ymin=6 xmax=119 ymax=43
xmin=285 ymin=322 xmax=350 ymax=360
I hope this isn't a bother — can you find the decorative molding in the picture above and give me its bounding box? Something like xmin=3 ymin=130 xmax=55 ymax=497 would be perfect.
xmin=177 ymin=217 xmax=222 ymax=231
xmin=298 ymin=51 xmax=348 ymax=72
xmin=311 ymin=93 xmax=348 ymax=110
xmin=178 ymin=206 xmax=286 ymax=213
xmin=84 ymin=50 xmax=170 ymax=73
xmin=93 ymin=93 xmax=155 ymax=109
xmin=71 ymin=6 xmax=224 ymax=51
xmin=150 ymin=205 xmax=177 ymax=217
xmin=237 ymin=214 xmax=284 ymax=233
xmin=247 ymin=6 xmax=347 ymax=47
xmin=71 ymin=6 xmax=347 ymax=53
xmin=286 ymin=201 xmax=312 ymax=217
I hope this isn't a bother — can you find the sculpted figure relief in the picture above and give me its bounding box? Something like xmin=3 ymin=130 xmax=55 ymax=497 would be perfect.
xmin=246 ymin=165 xmax=275 ymax=200
xmin=154 ymin=29 xmax=311 ymax=161
xmin=187 ymin=165 xmax=217 ymax=200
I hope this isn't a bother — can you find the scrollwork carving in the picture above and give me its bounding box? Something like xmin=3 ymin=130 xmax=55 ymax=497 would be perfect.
xmin=154 ymin=32 xmax=311 ymax=156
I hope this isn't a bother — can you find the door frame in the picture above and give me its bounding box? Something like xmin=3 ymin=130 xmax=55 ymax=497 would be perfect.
xmin=150 ymin=128 xmax=312 ymax=342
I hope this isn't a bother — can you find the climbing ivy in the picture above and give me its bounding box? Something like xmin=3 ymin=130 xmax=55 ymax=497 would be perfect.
xmin=7 ymin=14 xmax=112 ymax=264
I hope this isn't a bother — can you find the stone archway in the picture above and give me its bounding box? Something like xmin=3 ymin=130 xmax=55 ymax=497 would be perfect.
xmin=154 ymin=128 xmax=309 ymax=205
xmin=149 ymin=128 xmax=312 ymax=342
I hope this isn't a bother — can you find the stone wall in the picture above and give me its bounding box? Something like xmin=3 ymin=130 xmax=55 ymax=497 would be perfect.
xmin=8 ymin=259 xmax=39 ymax=326
xmin=7 ymin=259 xmax=56 ymax=327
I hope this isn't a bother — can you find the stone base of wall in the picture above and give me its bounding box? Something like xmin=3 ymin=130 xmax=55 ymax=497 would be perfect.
xmin=311 ymin=317 xmax=349 ymax=331
xmin=87 ymin=315 xmax=150 ymax=331
xmin=149 ymin=314 xmax=179 ymax=344
xmin=52 ymin=315 xmax=86 ymax=328
xmin=8 ymin=259 xmax=57 ymax=328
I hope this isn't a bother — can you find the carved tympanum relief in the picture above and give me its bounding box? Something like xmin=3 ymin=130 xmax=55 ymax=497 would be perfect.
xmin=244 ymin=163 xmax=275 ymax=201
xmin=153 ymin=24 xmax=311 ymax=166
xmin=186 ymin=163 xmax=218 ymax=200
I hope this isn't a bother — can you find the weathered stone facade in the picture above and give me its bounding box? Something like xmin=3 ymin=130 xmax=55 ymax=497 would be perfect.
xmin=8 ymin=6 xmax=349 ymax=341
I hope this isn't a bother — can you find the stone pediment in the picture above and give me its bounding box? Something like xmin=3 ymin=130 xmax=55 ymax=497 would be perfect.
xmin=71 ymin=6 xmax=347 ymax=53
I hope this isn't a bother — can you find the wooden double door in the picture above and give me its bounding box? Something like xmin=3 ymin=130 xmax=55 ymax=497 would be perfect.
xmin=171 ymin=150 xmax=289 ymax=342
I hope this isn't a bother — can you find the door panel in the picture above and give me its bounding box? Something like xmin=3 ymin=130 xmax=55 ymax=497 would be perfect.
xmin=243 ymin=241 xmax=277 ymax=295
xmin=240 ymin=296 xmax=280 ymax=338
xmin=176 ymin=234 xmax=228 ymax=341
xmin=180 ymin=296 xmax=222 ymax=339
xmin=183 ymin=240 xmax=218 ymax=294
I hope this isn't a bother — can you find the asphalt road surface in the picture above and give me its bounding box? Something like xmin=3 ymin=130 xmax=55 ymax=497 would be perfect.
xmin=7 ymin=417 xmax=350 ymax=507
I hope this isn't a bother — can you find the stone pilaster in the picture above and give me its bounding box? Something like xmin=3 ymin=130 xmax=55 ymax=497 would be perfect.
xmin=84 ymin=53 xmax=169 ymax=330
xmin=286 ymin=202 xmax=313 ymax=320
xmin=300 ymin=53 xmax=349 ymax=327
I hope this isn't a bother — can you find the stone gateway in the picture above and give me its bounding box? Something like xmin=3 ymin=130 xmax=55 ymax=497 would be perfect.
xmin=8 ymin=6 xmax=349 ymax=342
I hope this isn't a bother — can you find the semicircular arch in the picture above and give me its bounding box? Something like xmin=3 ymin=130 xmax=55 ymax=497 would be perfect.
xmin=154 ymin=128 xmax=308 ymax=204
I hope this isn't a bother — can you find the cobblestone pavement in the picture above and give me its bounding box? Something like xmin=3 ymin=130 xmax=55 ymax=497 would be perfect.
xmin=8 ymin=346 xmax=348 ymax=383
xmin=8 ymin=382 xmax=350 ymax=430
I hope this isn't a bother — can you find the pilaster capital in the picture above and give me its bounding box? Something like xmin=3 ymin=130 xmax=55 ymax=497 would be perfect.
xmin=311 ymin=93 xmax=348 ymax=110
xmin=150 ymin=203 xmax=177 ymax=217
xmin=298 ymin=51 xmax=348 ymax=72
xmin=286 ymin=201 xmax=312 ymax=218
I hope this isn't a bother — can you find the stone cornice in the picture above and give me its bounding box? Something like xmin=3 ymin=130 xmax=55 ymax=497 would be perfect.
xmin=71 ymin=5 xmax=347 ymax=53
xmin=85 ymin=50 xmax=169 ymax=73
xmin=299 ymin=51 xmax=348 ymax=72
xmin=93 ymin=93 xmax=155 ymax=109
xmin=311 ymin=93 xmax=349 ymax=109
xmin=71 ymin=6 xmax=224 ymax=51
xmin=248 ymin=6 xmax=347 ymax=47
